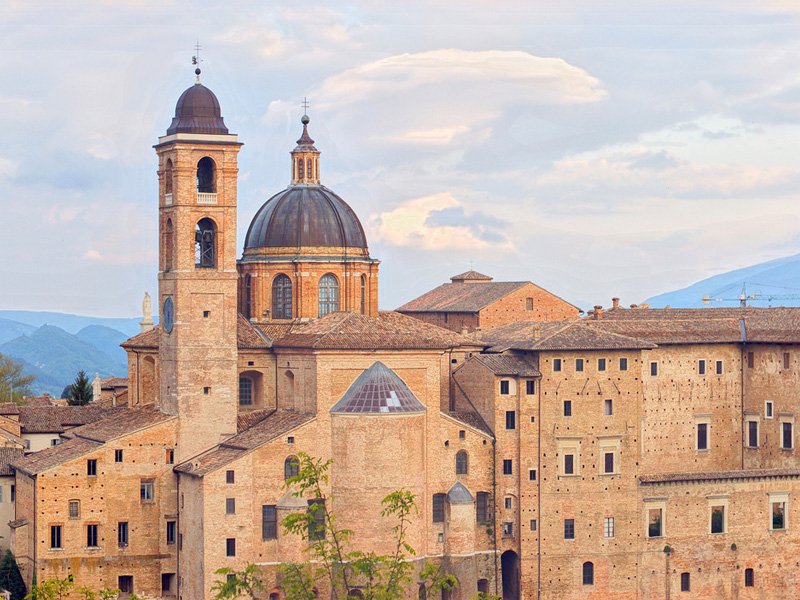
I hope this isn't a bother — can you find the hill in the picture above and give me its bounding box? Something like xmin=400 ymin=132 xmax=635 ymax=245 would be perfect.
xmin=0 ymin=310 xmax=142 ymax=337
xmin=0 ymin=318 xmax=36 ymax=345
xmin=646 ymin=252 xmax=800 ymax=308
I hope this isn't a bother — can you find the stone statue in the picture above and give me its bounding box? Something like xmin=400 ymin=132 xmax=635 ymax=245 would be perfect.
xmin=140 ymin=291 xmax=155 ymax=333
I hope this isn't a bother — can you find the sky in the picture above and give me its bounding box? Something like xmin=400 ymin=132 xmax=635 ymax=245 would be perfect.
xmin=1 ymin=1 xmax=800 ymax=317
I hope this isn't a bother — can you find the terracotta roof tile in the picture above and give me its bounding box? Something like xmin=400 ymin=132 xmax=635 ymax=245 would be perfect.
xmin=446 ymin=411 xmax=493 ymax=436
xmin=253 ymin=322 xmax=303 ymax=342
xmin=121 ymin=326 xmax=160 ymax=349
xmin=450 ymin=270 xmax=493 ymax=282
xmin=0 ymin=403 xmax=20 ymax=416
xmin=12 ymin=437 xmax=101 ymax=476
xmin=398 ymin=281 xmax=528 ymax=313
xmin=100 ymin=377 xmax=128 ymax=389
xmin=640 ymin=468 xmax=800 ymax=485
xmin=237 ymin=314 xmax=273 ymax=349
xmin=481 ymin=321 xmax=655 ymax=352
xmin=471 ymin=354 xmax=540 ymax=377
xmin=19 ymin=405 xmax=112 ymax=434
xmin=0 ymin=448 xmax=24 ymax=476
xmin=237 ymin=409 xmax=273 ymax=432
xmin=66 ymin=405 xmax=173 ymax=443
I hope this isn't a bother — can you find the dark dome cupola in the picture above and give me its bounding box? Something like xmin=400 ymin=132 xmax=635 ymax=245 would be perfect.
xmin=166 ymin=68 xmax=229 ymax=136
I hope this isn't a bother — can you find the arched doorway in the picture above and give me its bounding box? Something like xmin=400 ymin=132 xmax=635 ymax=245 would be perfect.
xmin=501 ymin=550 xmax=519 ymax=600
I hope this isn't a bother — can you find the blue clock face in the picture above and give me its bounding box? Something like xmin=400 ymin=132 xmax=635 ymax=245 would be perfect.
xmin=162 ymin=297 xmax=174 ymax=334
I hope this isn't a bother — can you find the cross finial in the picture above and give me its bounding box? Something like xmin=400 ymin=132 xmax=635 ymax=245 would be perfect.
xmin=301 ymin=97 xmax=310 ymax=115
xmin=469 ymin=259 xmax=474 ymax=270
xmin=192 ymin=40 xmax=203 ymax=82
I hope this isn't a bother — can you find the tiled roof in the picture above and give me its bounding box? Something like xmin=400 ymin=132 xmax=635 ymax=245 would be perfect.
xmin=274 ymin=311 xmax=474 ymax=350
xmin=590 ymin=319 xmax=742 ymax=345
xmin=253 ymin=322 xmax=300 ymax=342
xmin=19 ymin=405 xmax=112 ymax=434
xmin=0 ymin=403 xmax=20 ymax=416
xmin=121 ymin=326 xmax=160 ymax=349
xmin=450 ymin=270 xmax=493 ymax=282
xmin=100 ymin=377 xmax=128 ymax=389
xmin=472 ymin=354 xmax=540 ymax=377
xmin=0 ymin=448 xmax=24 ymax=476
xmin=446 ymin=411 xmax=493 ymax=436
xmin=480 ymin=321 xmax=655 ymax=352
xmin=21 ymin=396 xmax=57 ymax=407
xmin=12 ymin=437 xmax=101 ymax=476
xmin=175 ymin=410 xmax=314 ymax=477
xmin=66 ymin=405 xmax=173 ymax=443
xmin=640 ymin=468 xmax=800 ymax=485
xmin=330 ymin=362 xmax=425 ymax=414
xmin=237 ymin=409 xmax=273 ymax=432
xmin=121 ymin=317 xmax=274 ymax=350
xmin=397 ymin=281 xmax=528 ymax=313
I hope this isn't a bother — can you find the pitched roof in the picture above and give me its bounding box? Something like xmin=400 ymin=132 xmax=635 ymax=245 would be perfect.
xmin=445 ymin=411 xmax=493 ymax=436
xmin=590 ymin=319 xmax=742 ymax=345
xmin=450 ymin=270 xmax=493 ymax=282
xmin=0 ymin=448 xmax=24 ymax=476
xmin=19 ymin=405 xmax=112 ymax=434
xmin=640 ymin=467 xmax=800 ymax=485
xmin=100 ymin=377 xmax=128 ymax=389
xmin=273 ymin=311 xmax=474 ymax=350
xmin=397 ymin=281 xmax=528 ymax=313
xmin=471 ymin=354 xmax=540 ymax=377
xmin=12 ymin=437 xmax=101 ymax=476
xmin=121 ymin=326 xmax=160 ymax=349
xmin=480 ymin=321 xmax=655 ymax=352
xmin=447 ymin=481 xmax=473 ymax=504
xmin=0 ymin=403 xmax=20 ymax=416
xmin=65 ymin=405 xmax=173 ymax=443
xmin=237 ymin=409 xmax=273 ymax=432
xmin=175 ymin=410 xmax=314 ymax=477
xmin=330 ymin=362 xmax=426 ymax=414
xmin=121 ymin=317 xmax=273 ymax=351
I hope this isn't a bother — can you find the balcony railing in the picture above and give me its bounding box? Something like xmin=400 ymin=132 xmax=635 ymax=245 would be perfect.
xmin=197 ymin=192 xmax=218 ymax=205
xmin=164 ymin=193 xmax=173 ymax=206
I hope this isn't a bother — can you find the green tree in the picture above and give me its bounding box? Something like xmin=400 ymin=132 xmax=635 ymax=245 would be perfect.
xmin=25 ymin=574 xmax=73 ymax=600
xmin=0 ymin=550 xmax=27 ymax=600
xmin=66 ymin=370 xmax=92 ymax=406
xmin=211 ymin=564 xmax=265 ymax=600
xmin=0 ymin=353 xmax=34 ymax=404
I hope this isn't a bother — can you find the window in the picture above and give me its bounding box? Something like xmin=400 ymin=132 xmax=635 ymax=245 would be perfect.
xmin=604 ymin=399 xmax=613 ymax=416
xmin=195 ymin=218 xmax=216 ymax=268
xmin=771 ymin=495 xmax=787 ymax=530
xmin=502 ymin=522 xmax=513 ymax=537
xmin=782 ymin=421 xmax=793 ymax=449
xmin=430 ymin=493 xmax=443 ymax=522
xmin=360 ymin=275 xmax=367 ymax=314
xmin=647 ymin=507 xmax=663 ymax=537
xmin=476 ymin=492 xmax=490 ymax=523
xmin=499 ymin=380 xmax=510 ymax=395
xmin=69 ymin=500 xmax=80 ymax=519
xmin=239 ymin=376 xmax=253 ymax=406
xmin=478 ymin=579 xmax=489 ymax=595
xmin=503 ymin=459 xmax=513 ymax=475
xmin=162 ymin=574 xmax=175 ymax=595
xmin=203 ymin=387 xmax=210 ymax=395
xmin=140 ymin=480 xmax=155 ymax=502
xmin=308 ymin=500 xmax=326 ymax=540
xmin=564 ymin=454 xmax=575 ymax=475
xmin=50 ymin=525 xmax=62 ymax=549
xmin=603 ymin=517 xmax=614 ymax=538
xmin=529 ymin=469 xmax=536 ymax=481
xmin=598 ymin=358 xmax=606 ymax=372
xmin=504 ymin=497 xmax=512 ymax=510
xmin=525 ymin=297 xmax=533 ymax=310
xmin=582 ymin=562 xmax=594 ymax=586
xmin=747 ymin=420 xmax=759 ymax=448
xmin=196 ymin=156 xmax=216 ymax=193
xmin=563 ymin=400 xmax=572 ymax=417
xmin=318 ymin=274 xmax=340 ymax=317
xmin=118 ymin=576 xmax=133 ymax=595
xmin=164 ymin=218 xmax=174 ymax=271
xmin=118 ymin=521 xmax=129 ymax=547
xmin=226 ymin=470 xmax=235 ymax=484
xmin=115 ymin=449 xmax=123 ymax=463
xmin=525 ymin=380 xmax=535 ymax=395
xmin=166 ymin=521 xmax=176 ymax=545
xmin=553 ymin=358 xmax=562 ymax=372
xmin=262 ymin=505 xmax=277 ymax=540
xmin=680 ymin=572 xmax=690 ymax=592
xmin=87 ymin=524 xmax=99 ymax=548
xmin=166 ymin=449 xmax=174 ymax=464
xmin=272 ymin=274 xmax=293 ymax=319
xmin=458 ymin=430 xmax=465 ymax=439
xmin=710 ymin=505 xmax=725 ymax=534
xmin=745 ymin=568 xmax=754 ymax=587
xmin=456 ymin=451 xmax=468 ymax=475
xmin=226 ymin=538 xmax=236 ymax=557
xmin=244 ymin=274 xmax=252 ymax=319
xmin=226 ymin=498 xmax=236 ymax=515
xmin=619 ymin=357 xmax=628 ymax=371
xmin=747 ymin=351 xmax=754 ymax=368
xmin=51 ymin=439 xmax=61 ymax=446
xmin=716 ymin=360 xmax=723 ymax=375
xmin=284 ymin=456 xmax=300 ymax=481
xmin=766 ymin=401 xmax=774 ymax=419
xmin=784 ymin=352 xmax=791 ymax=369
xmin=698 ymin=359 xmax=706 ymax=375
xmin=575 ymin=359 xmax=584 ymax=372
xmin=564 ymin=519 xmax=575 ymax=540
xmin=10 ymin=485 xmax=14 ymax=502
xmin=697 ymin=422 xmax=709 ymax=451
xmin=529 ymin=519 xmax=537 ymax=532
xmin=650 ymin=362 xmax=658 ymax=376
xmin=603 ymin=452 xmax=614 ymax=474
xmin=87 ymin=459 xmax=97 ymax=476
xmin=505 ymin=411 xmax=516 ymax=430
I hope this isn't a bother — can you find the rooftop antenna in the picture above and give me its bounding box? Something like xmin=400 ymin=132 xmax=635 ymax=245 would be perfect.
xmin=192 ymin=40 xmax=203 ymax=83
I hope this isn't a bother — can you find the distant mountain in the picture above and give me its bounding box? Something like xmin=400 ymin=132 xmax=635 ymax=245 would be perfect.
xmin=646 ymin=253 xmax=800 ymax=308
xmin=0 ymin=310 xmax=143 ymax=337
xmin=76 ymin=325 xmax=129 ymax=365
xmin=0 ymin=317 xmax=36 ymax=345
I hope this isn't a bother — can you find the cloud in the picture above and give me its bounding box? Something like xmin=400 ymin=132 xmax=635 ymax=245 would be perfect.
xmin=0 ymin=157 xmax=19 ymax=179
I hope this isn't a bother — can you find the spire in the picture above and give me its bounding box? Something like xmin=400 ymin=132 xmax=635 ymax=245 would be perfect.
xmin=291 ymin=108 xmax=321 ymax=185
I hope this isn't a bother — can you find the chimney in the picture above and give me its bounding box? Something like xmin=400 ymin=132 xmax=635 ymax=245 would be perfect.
xmin=593 ymin=305 xmax=603 ymax=320
xmin=612 ymin=297 xmax=620 ymax=310
xmin=533 ymin=327 xmax=541 ymax=340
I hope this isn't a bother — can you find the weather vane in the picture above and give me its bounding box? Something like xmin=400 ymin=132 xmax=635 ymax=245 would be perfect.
xmin=192 ymin=40 xmax=203 ymax=82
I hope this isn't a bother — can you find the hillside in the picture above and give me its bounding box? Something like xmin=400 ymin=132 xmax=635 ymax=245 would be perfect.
xmin=0 ymin=310 xmax=142 ymax=337
xmin=646 ymin=253 xmax=800 ymax=308
xmin=0 ymin=318 xmax=36 ymax=345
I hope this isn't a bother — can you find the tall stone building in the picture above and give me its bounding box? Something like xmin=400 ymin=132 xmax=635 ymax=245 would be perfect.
xmin=8 ymin=71 xmax=800 ymax=600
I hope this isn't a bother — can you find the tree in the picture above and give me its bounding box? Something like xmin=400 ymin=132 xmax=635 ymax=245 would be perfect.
xmin=24 ymin=574 xmax=73 ymax=600
xmin=66 ymin=370 xmax=92 ymax=406
xmin=211 ymin=564 xmax=265 ymax=600
xmin=0 ymin=550 xmax=27 ymax=600
xmin=0 ymin=353 xmax=34 ymax=404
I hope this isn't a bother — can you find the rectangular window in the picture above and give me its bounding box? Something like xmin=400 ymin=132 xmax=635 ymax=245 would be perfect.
xmin=226 ymin=498 xmax=236 ymax=515
xmin=697 ymin=422 xmax=709 ymax=450
xmin=680 ymin=572 xmax=690 ymax=592
xmin=226 ymin=538 xmax=236 ymax=557
xmin=745 ymin=568 xmax=754 ymax=587
xmin=575 ymin=358 xmax=584 ymax=372
xmin=619 ymin=357 xmax=628 ymax=371
xmin=598 ymin=358 xmax=606 ymax=372
xmin=226 ymin=470 xmax=235 ymax=484
xmin=50 ymin=525 xmax=62 ymax=549
xmin=87 ymin=459 xmax=97 ymax=477
xmin=69 ymin=500 xmax=80 ymax=519
xmin=525 ymin=297 xmax=534 ymax=310
xmin=603 ymin=452 xmax=614 ymax=474
xmin=530 ymin=519 xmax=537 ymax=532
xmin=604 ymin=399 xmax=613 ymax=416
xmin=784 ymin=352 xmax=791 ymax=369
xmin=115 ymin=449 xmax=123 ymax=463
xmin=526 ymin=380 xmax=535 ymax=395
xmin=747 ymin=351 xmax=754 ymax=368
xmin=564 ymin=454 xmax=574 ymax=475
xmin=766 ymin=401 xmax=774 ymax=419
xmin=783 ymin=422 xmax=793 ymax=449
xmin=603 ymin=517 xmax=614 ymax=538
xmin=308 ymin=499 xmax=326 ymax=540
xmin=503 ymin=459 xmax=513 ymax=475
xmin=51 ymin=439 xmax=60 ymax=447
xmin=166 ymin=520 xmax=176 ymax=545
xmin=563 ymin=400 xmax=572 ymax=417
xmin=118 ymin=576 xmax=133 ymax=594
xmin=698 ymin=360 xmax=706 ymax=375
xmin=529 ymin=469 xmax=536 ymax=481
xmin=505 ymin=411 xmax=516 ymax=430
xmin=564 ymin=519 xmax=575 ymax=540
xmin=87 ymin=524 xmax=99 ymax=548
xmin=140 ymin=480 xmax=155 ymax=502
xmin=716 ymin=360 xmax=723 ymax=375
xmin=10 ymin=485 xmax=14 ymax=502
xmin=650 ymin=362 xmax=658 ymax=376
xmin=648 ymin=508 xmax=663 ymax=538
xmin=772 ymin=499 xmax=787 ymax=530
xmin=747 ymin=420 xmax=759 ymax=448
xmin=262 ymin=505 xmax=277 ymax=540
xmin=499 ymin=380 xmax=510 ymax=395
xmin=476 ymin=492 xmax=490 ymax=523
xmin=553 ymin=358 xmax=562 ymax=372
xmin=710 ymin=505 xmax=725 ymax=534
xmin=0 ymin=487 xmax=3 ymax=503
xmin=118 ymin=521 xmax=129 ymax=547
xmin=166 ymin=449 xmax=174 ymax=464
xmin=502 ymin=522 xmax=513 ymax=538
xmin=504 ymin=497 xmax=512 ymax=510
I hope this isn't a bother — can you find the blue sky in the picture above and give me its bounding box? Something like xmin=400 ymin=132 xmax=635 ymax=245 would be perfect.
xmin=1 ymin=1 xmax=799 ymax=316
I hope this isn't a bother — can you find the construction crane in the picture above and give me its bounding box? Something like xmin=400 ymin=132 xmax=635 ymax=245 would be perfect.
xmin=702 ymin=283 xmax=800 ymax=307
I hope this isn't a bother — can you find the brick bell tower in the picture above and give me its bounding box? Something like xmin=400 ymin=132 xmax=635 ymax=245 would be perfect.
xmin=155 ymin=66 xmax=242 ymax=461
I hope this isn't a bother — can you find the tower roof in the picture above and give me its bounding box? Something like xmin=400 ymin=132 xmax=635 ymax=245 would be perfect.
xmin=166 ymin=79 xmax=229 ymax=135
xmin=330 ymin=362 xmax=426 ymax=414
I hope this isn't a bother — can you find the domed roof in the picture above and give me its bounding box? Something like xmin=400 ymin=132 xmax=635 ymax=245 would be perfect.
xmin=330 ymin=362 xmax=425 ymax=414
xmin=244 ymin=185 xmax=368 ymax=251
xmin=166 ymin=81 xmax=229 ymax=135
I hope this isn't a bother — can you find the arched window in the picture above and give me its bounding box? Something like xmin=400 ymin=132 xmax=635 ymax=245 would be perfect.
xmin=432 ymin=493 xmax=446 ymax=523
xmin=297 ymin=158 xmax=304 ymax=180
xmin=164 ymin=218 xmax=174 ymax=272
xmin=418 ymin=584 xmax=426 ymax=600
xmin=239 ymin=376 xmax=253 ymax=406
xmin=285 ymin=370 xmax=295 ymax=401
xmin=360 ymin=275 xmax=367 ymax=314
xmin=582 ymin=562 xmax=594 ymax=585
xmin=272 ymin=274 xmax=293 ymax=319
xmin=348 ymin=591 xmax=363 ymax=600
xmin=284 ymin=456 xmax=300 ymax=481
xmin=456 ymin=450 xmax=468 ymax=475
xmin=164 ymin=159 xmax=173 ymax=195
xmin=196 ymin=157 xmax=216 ymax=193
xmin=307 ymin=158 xmax=313 ymax=180
xmin=195 ymin=218 xmax=216 ymax=268
xmin=477 ymin=580 xmax=489 ymax=594
xmin=269 ymin=593 xmax=279 ymax=600
xmin=318 ymin=274 xmax=340 ymax=317
xmin=244 ymin=275 xmax=252 ymax=319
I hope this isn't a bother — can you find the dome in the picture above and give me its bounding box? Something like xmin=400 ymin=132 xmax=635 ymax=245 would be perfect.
xmin=166 ymin=82 xmax=229 ymax=135
xmin=244 ymin=185 xmax=368 ymax=251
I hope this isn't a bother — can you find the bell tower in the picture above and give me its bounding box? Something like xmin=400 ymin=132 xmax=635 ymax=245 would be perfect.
xmin=155 ymin=67 xmax=242 ymax=460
